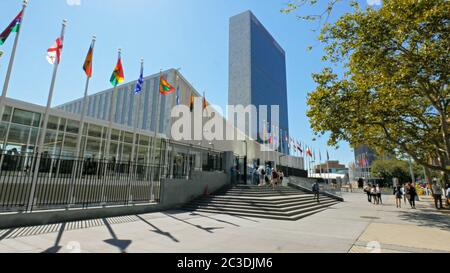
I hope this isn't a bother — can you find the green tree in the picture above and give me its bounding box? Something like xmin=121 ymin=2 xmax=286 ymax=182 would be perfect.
xmin=371 ymin=159 xmax=420 ymax=185
xmin=290 ymin=1 xmax=449 ymax=181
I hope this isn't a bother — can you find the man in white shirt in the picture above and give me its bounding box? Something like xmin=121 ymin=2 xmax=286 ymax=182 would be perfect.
xmin=431 ymin=180 xmax=443 ymax=209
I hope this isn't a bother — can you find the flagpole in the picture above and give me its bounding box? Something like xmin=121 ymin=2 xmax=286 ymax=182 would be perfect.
xmin=68 ymin=36 xmax=96 ymax=205
xmin=148 ymin=69 xmax=163 ymax=202
xmin=28 ymin=19 xmax=67 ymax=212
xmin=130 ymin=58 xmax=144 ymax=165
xmin=105 ymin=49 xmax=121 ymax=164
xmin=0 ymin=0 xmax=29 ymax=117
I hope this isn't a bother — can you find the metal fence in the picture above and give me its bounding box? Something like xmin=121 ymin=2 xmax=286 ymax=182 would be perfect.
xmin=0 ymin=153 xmax=166 ymax=213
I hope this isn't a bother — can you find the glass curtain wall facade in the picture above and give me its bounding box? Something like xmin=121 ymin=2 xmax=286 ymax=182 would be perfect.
xmin=229 ymin=11 xmax=290 ymax=153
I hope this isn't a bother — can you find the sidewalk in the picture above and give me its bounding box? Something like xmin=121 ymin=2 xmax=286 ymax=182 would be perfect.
xmin=0 ymin=192 xmax=449 ymax=253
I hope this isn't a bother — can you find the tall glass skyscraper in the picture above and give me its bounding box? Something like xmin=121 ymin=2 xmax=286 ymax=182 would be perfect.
xmin=229 ymin=11 xmax=289 ymax=153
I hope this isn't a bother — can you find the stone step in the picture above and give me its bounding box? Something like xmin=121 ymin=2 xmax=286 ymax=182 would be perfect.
xmin=184 ymin=200 xmax=340 ymax=217
xmin=206 ymin=194 xmax=319 ymax=203
xmin=185 ymin=204 xmax=335 ymax=221
xmin=195 ymin=196 xmax=335 ymax=208
xmin=187 ymin=199 xmax=338 ymax=214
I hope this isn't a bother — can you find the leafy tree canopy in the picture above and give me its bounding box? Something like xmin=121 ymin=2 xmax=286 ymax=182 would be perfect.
xmin=285 ymin=0 xmax=449 ymax=178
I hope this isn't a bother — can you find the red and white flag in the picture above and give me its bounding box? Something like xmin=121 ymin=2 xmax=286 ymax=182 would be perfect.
xmin=47 ymin=37 xmax=63 ymax=64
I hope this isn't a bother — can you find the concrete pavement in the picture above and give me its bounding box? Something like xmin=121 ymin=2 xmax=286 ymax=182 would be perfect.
xmin=0 ymin=192 xmax=449 ymax=253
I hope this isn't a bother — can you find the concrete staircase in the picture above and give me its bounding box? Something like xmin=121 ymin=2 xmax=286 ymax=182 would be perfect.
xmin=182 ymin=185 xmax=341 ymax=221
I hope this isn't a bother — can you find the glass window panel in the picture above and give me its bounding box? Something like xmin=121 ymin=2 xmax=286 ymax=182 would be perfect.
xmin=47 ymin=115 xmax=59 ymax=130
xmin=139 ymin=135 xmax=149 ymax=146
xmin=2 ymin=106 xmax=12 ymax=122
xmin=59 ymin=118 xmax=66 ymax=131
xmin=66 ymin=120 xmax=79 ymax=134
xmin=85 ymin=137 xmax=101 ymax=158
xmin=5 ymin=124 xmax=30 ymax=152
xmin=32 ymin=113 xmax=41 ymax=127
xmin=88 ymin=124 xmax=102 ymax=138
xmin=122 ymin=144 xmax=132 ymax=161
xmin=12 ymin=109 xmax=35 ymax=126
xmin=124 ymin=132 xmax=133 ymax=143
xmin=62 ymin=134 xmax=77 ymax=157
xmin=111 ymin=129 xmax=120 ymax=141
xmin=0 ymin=122 xmax=7 ymax=148
xmin=43 ymin=130 xmax=58 ymax=153
xmin=109 ymin=142 xmax=119 ymax=159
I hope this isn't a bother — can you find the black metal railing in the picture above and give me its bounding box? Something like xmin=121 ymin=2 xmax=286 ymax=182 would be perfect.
xmin=0 ymin=153 xmax=165 ymax=213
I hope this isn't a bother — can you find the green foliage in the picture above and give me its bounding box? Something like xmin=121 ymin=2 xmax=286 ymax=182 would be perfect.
xmin=303 ymin=0 xmax=450 ymax=176
xmin=371 ymin=159 xmax=418 ymax=184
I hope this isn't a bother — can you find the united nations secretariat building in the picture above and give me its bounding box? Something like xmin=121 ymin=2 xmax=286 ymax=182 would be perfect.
xmin=0 ymin=68 xmax=305 ymax=214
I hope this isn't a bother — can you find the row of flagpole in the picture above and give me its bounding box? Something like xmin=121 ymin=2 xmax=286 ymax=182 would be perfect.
xmin=1 ymin=1 xmax=334 ymax=185
xmin=0 ymin=1 xmax=183 ymax=210
xmin=258 ymin=119 xmax=334 ymax=180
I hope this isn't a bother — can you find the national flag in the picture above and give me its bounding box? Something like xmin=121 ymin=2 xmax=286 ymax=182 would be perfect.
xmin=110 ymin=56 xmax=124 ymax=87
xmin=176 ymin=86 xmax=180 ymax=106
xmin=298 ymin=141 xmax=303 ymax=154
xmin=83 ymin=44 xmax=94 ymax=78
xmin=189 ymin=93 xmax=195 ymax=112
xmin=46 ymin=37 xmax=64 ymax=65
xmin=0 ymin=11 xmax=23 ymax=46
xmin=159 ymin=73 xmax=176 ymax=95
xmin=306 ymin=147 xmax=312 ymax=157
xmin=135 ymin=64 xmax=144 ymax=94
xmin=327 ymin=150 xmax=330 ymax=161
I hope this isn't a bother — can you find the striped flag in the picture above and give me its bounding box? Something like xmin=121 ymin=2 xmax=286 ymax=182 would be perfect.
xmin=0 ymin=10 xmax=23 ymax=45
xmin=83 ymin=43 xmax=94 ymax=78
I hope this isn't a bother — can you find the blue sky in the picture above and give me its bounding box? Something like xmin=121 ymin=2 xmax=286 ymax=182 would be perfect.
xmin=0 ymin=0 xmax=379 ymax=166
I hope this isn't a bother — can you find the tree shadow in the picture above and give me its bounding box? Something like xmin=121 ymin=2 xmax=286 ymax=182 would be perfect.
xmin=135 ymin=215 xmax=179 ymax=243
xmin=397 ymin=210 xmax=450 ymax=231
xmin=163 ymin=213 xmax=224 ymax=233
xmin=102 ymin=218 xmax=132 ymax=253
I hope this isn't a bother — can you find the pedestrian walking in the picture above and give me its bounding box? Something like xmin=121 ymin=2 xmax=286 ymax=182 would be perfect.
xmin=408 ymin=182 xmax=417 ymax=209
xmin=371 ymin=185 xmax=378 ymax=205
xmin=403 ymin=184 xmax=410 ymax=206
xmin=394 ymin=184 xmax=403 ymax=208
xmin=271 ymin=169 xmax=279 ymax=190
xmin=258 ymin=166 xmax=265 ymax=187
xmin=446 ymin=184 xmax=450 ymax=208
xmin=364 ymin=184 xmax=372 ymax=203
xmin=312 ymin=181 xmax=320 ymax=203
xmin=376 ymin=184 xmax=383 ymax=205
xmin=431 ymin=179 xmax=443 ymax=210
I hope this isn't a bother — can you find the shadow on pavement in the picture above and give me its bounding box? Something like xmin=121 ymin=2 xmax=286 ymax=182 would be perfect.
xmin=189 ymin=212 xmax=240 ymax=227
xmin=397 ymin=210 xmax=450 ymax=231
xmin=102 ymin=218 xmax=132 ymax=253
xmin=163 ymin=213 xmax=224 ymax=233
xmin=42 ymin=222 xmax=66 ymax=253
xmin=135 ymin=215 xmax=179 ymax=243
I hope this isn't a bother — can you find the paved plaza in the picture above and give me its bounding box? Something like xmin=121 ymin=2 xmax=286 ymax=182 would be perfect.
xmin=0 ymin=193 xmax=449 ymax=253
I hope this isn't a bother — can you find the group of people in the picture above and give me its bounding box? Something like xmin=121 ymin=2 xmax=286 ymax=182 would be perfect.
xmin=364 ymin=184 xmax=383 ymax=205
xmin=428 ymin=180 xmax=450 ymax=210
xmin=393 ymin=182 xmax=418 ymax=209
xmin=255 ymin=167 xmax=284 ymax=189
xmin=390 ymin=179 xmax=449 ymax=210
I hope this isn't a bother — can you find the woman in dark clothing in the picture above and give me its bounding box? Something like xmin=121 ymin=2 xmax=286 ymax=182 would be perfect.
xmin=408 ymin=182 xmax=417 ymax=209
xmin=394 ymin=185 xmax=403 ymax=208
